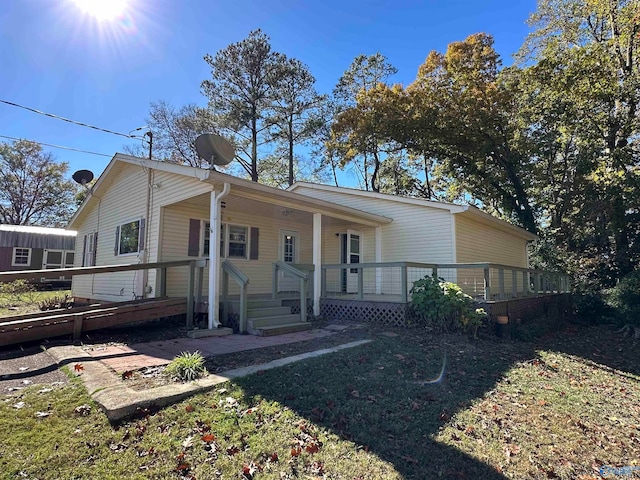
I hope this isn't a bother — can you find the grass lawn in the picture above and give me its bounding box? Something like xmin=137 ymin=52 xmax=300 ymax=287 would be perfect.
xmin=2 ymin=324 xmax=640 ymax=479
xmin=0 ymin=290 xmax=71 ymax=318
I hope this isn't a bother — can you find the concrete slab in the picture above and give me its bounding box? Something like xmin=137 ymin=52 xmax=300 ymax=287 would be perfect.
xmin=187 ymin=327 xmax=233 ymax=338
xmin=86 ymin=329 xmax=336 ymax=374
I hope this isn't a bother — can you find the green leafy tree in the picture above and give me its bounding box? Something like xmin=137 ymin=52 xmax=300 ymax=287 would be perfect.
xmin=331 ymin=54 xmax=398 ymax=192
xmin=201 ymin=29 xmax=283 ymax=182
xmin=519 ymin=0 xmax=640 ymax=284
xmin=268 ymin=57 xmax=326 ymax=186
xmin=402 ymin=33 xmax=538 ymax=232
xmin=0 ymin=140 xmax=77 ymax=227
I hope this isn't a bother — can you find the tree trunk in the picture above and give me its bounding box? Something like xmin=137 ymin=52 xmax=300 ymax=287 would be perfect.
xmin=251 ymin=108 xmax=258 ymax=182
xmin=288 ymin=119 xmax=294 ymax=187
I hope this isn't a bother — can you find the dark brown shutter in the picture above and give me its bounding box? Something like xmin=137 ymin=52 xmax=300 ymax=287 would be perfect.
xmin=92 ymin=232 xmax=98 ymax=266
xmin=250 ymin=227 xmax=259 ymax=260
xmin=82 ymin=235 xmax=87 ymax=267
xmin=188 ymin=219 xmax=201 ymax=256
xmin=114 ymin=226 xmax=120 ymax=256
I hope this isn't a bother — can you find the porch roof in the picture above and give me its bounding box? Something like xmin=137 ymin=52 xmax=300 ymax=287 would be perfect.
xmin=68 ymin=154 xmax=392 ymax=229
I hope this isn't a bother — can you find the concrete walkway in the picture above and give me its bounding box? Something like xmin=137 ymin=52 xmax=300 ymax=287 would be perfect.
xmin=84 ymin=328 xmax=336 ymax=373
xmin=48 ymin=325 xmax=371 ymax=422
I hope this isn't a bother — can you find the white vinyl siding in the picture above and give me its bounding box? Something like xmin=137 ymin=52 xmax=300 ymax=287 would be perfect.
xmin=160 ymin=203 xmax=314 ymax=297
xmin=294 ymin=186 xmax=456 ymax=265
xmin=455 ymin=214 xmax=529 ymax=298
xmin=72 ymin=163 xmax=147 ymax=301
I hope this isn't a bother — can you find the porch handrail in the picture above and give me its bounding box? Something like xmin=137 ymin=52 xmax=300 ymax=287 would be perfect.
xmin=320 ymin=262 xmax=571 ymax=302
xmin=272 ymin=261 xmax=308 ymax=322
xmin=221 ymin=260 xmax=250 ymax=333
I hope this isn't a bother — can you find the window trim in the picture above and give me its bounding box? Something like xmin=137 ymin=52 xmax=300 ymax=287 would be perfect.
xmin=11 ymin=247 xmax=32 ymax=267
xmin=117 ymin=218 xmax=142 ymax=257
xmin=199 ymin=220 xmax=250 ymax=260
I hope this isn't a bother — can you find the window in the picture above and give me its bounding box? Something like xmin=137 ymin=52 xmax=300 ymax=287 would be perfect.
xmin=349 ymin=233 xmax=360 ymax=273
xmin=83 ymin=232 xmax=97 ymax=266
xmin=12 ymin=248 xmax=31 ymax=267
xmin=115 ymin=219 xmax=145 ymax=256
xmin=191 ymin=219 xmax=254 ymax=260
xmin=201 ymin=222 xmax=225 ymax=257
xmin=228 ymin=225 xmax=248 ymax=258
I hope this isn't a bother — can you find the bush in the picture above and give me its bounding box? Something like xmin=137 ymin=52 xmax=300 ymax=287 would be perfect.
xmin=38 ymin=294 xmax=74 ymax=311
xmin=608 ymin=269 xmax=640 ymax=325
xmin=164 ymin=351 xmax=207 ymax=381
xmin=572 ymin=291 xmax=618 ymax=325
xmin=409 ymin=274 xmax=487 ymax=337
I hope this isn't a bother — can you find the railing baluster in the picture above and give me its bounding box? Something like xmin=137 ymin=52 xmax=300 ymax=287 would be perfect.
xmin=401 ymin=265 xmax=408 ymax=302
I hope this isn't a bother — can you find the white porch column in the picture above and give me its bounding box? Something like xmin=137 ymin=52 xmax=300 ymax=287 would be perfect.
xmin=207 ymin=183 xmax=230 ymax=329
xmin=208 ymin=189 xmax=221 ymax=329
xmin=313 ymin=213 xmax=322 ymax=317
xmin=375 ymin=226 xmax=382 ymax=294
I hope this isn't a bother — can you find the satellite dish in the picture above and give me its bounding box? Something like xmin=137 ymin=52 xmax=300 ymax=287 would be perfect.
xmin=72 ymin=169 xmax=94 ymax=186
xmin=195 ymin=134 xmax=235 ymax=167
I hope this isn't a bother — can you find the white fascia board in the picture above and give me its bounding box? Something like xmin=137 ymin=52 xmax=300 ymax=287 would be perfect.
xmin=289 ymin=181 xmax=466 ymax=213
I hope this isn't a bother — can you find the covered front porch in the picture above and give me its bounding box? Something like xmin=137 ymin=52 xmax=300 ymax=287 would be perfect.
xmin=156 ymin=177 xmax=391 ymax=336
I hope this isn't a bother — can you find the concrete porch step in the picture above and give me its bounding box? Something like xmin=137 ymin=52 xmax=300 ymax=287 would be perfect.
xmin=248 ymin=314 xmax=301 ymax=329
xmin=247 ymin=306 xmax=292 ymax=318
xmin=251 ymin=322 xmax=313 ymax=337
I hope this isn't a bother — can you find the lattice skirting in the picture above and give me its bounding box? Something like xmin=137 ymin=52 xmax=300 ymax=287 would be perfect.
xmin=281 ymin=299 xmax=314 ymax=317
xmin=320 ymin=298 xmax=410 ymax=327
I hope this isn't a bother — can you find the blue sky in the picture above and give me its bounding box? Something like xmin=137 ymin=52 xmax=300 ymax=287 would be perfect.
xmin=1 ymin=0 xmax=537 ymax=183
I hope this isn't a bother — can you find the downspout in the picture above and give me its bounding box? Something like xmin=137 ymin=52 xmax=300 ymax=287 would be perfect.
xmin=208 ymin=182 xmax=231 ymax=329
xmin=142 ymin=167 xmax=153 ymax=297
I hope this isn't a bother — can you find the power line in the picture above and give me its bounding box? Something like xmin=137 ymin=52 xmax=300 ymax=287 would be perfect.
xmin=0 ymin=134 xmax=113 ymax=158
xmin=0 ymin=99 xmax=145 ymax=139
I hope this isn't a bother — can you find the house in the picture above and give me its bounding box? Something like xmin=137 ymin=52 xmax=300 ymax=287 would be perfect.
xmin=0 ymin=225 xmax=76 ymax=288
xmin=68 ymin=153 xmax=554 ymax=335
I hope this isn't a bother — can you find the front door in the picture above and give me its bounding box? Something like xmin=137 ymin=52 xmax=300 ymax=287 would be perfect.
xmin=340 ymin=230 xmax=361 ymax=293
xmin=278 ymin=230 xmax=300 ymax=292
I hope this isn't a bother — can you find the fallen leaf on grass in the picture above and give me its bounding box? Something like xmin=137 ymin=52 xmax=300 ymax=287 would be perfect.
xmin=74 ymin=363 xmax=84 ymax=372
xmin=74 ymin=404 xmax=91 ymax=416
xmin=227 ymin=445 xmax=241 ymax=456
xmin=201 ymin=434 xmax=216 ymax=443
xmin=121 ymin=370 xmax=134 ymax=380
xmin=185 ymin=405 xmax=195 ymax=413
xmin=182 ymin=436 xmax=194 ymax=449
xmin=290 ymin=446 xmax=302 ymax=457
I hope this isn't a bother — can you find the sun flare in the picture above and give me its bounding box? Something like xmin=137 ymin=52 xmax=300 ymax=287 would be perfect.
xmin=71 ymin=0 xmax=129 ymax=21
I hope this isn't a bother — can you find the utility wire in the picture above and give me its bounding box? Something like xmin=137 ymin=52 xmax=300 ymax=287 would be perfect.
xmin=0 ymin=99 xmax=144 ymax=139
xmin=0 ymin=134 xmax=112 ymax=158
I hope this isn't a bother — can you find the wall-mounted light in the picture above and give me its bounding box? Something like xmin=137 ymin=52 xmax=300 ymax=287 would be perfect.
xmin=281 ymin=209 xmax=292 ymax=216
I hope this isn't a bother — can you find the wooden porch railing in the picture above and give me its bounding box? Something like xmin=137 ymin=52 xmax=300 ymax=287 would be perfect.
xmin=272 ymin=262 xmax=309 ymax=322
xmin=320 ymin=262 xmax=571 ymax=303
xmin=0 ymin=260 xmax=199 ymax=324
xmin=221 ymin=259 xmax=250 ymax=333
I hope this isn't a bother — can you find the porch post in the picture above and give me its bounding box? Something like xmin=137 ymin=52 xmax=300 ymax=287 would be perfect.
xmin=208 ymin=184 xmax=230 ymax=329
xmin=312 ymin=213 xmax=322 ymax=317
xmin=208 ymin=189 xmax=220 ymax=328
xmin=375 ymin=226 xmax=382 ymax=295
